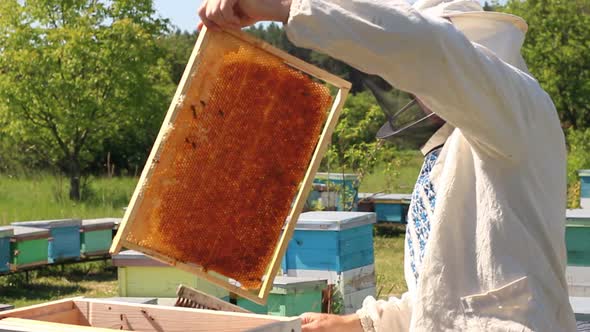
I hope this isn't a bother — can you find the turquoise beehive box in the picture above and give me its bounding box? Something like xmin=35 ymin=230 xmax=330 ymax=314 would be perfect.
xmin=0 ymin=227 xmax=14 ymax=273
xmin=80 ymin=218 xmax=117 ymax=257
xmin=285 ymin=211 xmax=376 ymax=273
xmin=373 ymin=193 xmax=412 ymax=223
xmin=579 ymin=170 xmax=590 ymax=209
xmin=566 ymin=209 xmax=590 ymax=267
xmin=12 ymin=219 xmax=81 ymax=263
xmin=237 ymin=276 xmax=327 ymax=316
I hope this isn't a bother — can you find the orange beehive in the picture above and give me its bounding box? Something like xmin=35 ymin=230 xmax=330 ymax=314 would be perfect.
xmin=111 ymin=27 xmax=350 ymax=304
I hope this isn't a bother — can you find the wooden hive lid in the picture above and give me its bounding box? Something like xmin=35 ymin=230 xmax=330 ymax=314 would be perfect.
xmin=111 ymin=250 xmax=167 ymax=267
xmin=81 ymin=218 xmax=118 ymax=231
xmin=373 ymin=193 xmax=413 ymax=203
xmin=293 ymin=211 xmax=376 ymax=231
xmin=11 ymin=226 xmax=50 ymax=240
xmin=271 ymin=276 xmax=327 ymax=294
xmin=12 ymin=219 xmax=82 ymax=229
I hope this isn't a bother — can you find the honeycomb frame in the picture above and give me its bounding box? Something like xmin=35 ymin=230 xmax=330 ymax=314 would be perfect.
xmin=110 ymin=26 xmax=351 ymax=304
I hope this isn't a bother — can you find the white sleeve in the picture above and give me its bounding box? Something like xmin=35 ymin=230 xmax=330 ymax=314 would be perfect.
xmin=286 ymin=0 xmax=548 ymax=159
xmin=356 ymin=292 xmax=413 ymax=332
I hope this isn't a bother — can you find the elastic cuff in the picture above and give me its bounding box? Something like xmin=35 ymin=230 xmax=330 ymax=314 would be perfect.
xmin=356 ymin=307 xmax=376 ymax=332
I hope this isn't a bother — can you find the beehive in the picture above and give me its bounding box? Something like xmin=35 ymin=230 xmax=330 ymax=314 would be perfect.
xmin=373 ymin=193 xmax=412 ymax=223
xmin=111 ymin=27 xmax=350 ymax=304
xmin=10 ymin=226 xmax=50 ymax=270
xmin=236 ymin=277 xmax=327 ymax=316
xmin=0 ymin=298 xmax=301 ymax=332
xmin=566 ymin=209 xmax=590 ymax=267
xmin=0 ymin=227 xmax=13 ymax=273
xmin=80 ymin=218 xmax=116 ymax=257
xmin=112 ymin=250 xmax=229 ymax=299
xmin=12 ymin=219 xmax=81 ymax=263
xmin=283 ymin=211 xmax=377 ymax=314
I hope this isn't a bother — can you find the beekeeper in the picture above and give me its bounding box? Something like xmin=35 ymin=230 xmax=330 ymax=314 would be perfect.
xmin=199 ymin=0 xmax=577 ymax=330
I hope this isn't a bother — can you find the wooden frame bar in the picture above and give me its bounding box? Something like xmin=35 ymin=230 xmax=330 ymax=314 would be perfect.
xmin=110 ymin=26 xmax=351 ymax=305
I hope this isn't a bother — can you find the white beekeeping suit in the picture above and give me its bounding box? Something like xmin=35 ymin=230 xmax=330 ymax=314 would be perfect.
xmin=285 ymin=0 xmax=577 ymax=331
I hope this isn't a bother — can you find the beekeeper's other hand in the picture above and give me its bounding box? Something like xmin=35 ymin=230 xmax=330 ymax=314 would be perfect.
xmin=198 ymin=0 xmax=291 ymax=31
xmin=300 ymin=313 xmax=364 ymax=332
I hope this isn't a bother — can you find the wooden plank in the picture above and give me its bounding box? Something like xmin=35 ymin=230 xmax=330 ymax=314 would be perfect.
xmin=0 ymin=318 xmax=115 ymax=332
xmin=81 ymin=299 xmax=300 ymax=332
xmin=259 ymin=88 xmax=349 ymax=301
xmin=0 ymin=298 xmax=76 ymax=320
xmin=245 ymin=319 xmax=301 ymax=332
xmin=109 ymin=25 xmax=212 ymax=254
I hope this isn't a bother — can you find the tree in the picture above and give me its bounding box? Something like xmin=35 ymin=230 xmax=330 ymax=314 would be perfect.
xmin=0 ymin=0 xmax=174 ymax=200
xmin=159 ymin=29 xmax=199 ymax=85
xmin=501 ymin=0 xmax=590 ymax=129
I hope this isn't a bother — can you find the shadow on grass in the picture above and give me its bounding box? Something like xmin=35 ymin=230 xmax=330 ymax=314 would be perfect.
xmin=35 ymin=260 xmax=117 ymax=283
xmin=0 ymin=260 xmax=116 ymax=304
xmin=0 ymin=280 xmax=87 ymax=302
xmin=374 ymin=223 xmax=406 ymax=237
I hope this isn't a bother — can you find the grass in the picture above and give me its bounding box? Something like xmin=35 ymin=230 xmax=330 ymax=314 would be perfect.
xmin=0 ymin=261 xmax=117 ymax=308
xmin=0 ymin=174 xmax=137 ymax=225
xmin=374 ymin=232 xmax=407 ymax=298
xmin=359 ymin=150 xmax=423 ymax=194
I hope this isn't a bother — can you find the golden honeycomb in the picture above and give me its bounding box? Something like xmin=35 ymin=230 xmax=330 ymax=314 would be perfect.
xmin=125 ymin=33 xmax=333 ymax=290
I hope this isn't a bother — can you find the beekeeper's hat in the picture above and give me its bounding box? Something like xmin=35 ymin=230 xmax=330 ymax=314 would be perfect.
xmin=412 ymin=0 xmax=529 ymax=72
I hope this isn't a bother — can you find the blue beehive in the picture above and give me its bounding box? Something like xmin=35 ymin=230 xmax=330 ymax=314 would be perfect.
xmin=12 ymin=219 xmax=81 ymax=263
xmin=285 ymin=211 xmax=376 ymax=273
xmin=373 ymin=194 xmax=412 ymax=223
xmin=0 ymin=227 xmax=13 ymax=273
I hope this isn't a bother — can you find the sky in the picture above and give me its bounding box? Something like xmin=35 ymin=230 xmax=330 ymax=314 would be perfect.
xmin=153 ymin=0 xmax=201 ymax=32
xmin=153 ymin=0 xmax=507 ymax=33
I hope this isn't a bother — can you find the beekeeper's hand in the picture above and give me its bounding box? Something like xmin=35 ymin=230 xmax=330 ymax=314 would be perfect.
xmin=198 ymin=0 xmax=291 ymax=31
xmin=300 ymin=313 xmax=364 ymax=332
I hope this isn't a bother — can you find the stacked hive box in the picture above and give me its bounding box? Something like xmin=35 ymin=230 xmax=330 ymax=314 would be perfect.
xmin=10 ymin=226 xmax=50 ymax=270
xmin=237 ymin=277 xmax=327 ymax=316
xmin=112 ymin=250 xmax=229 ymax=299
xmin=309 ymin=173 xmax=359 ymax=211
xmin=0 ymin=227 xmax=13 ymax=273
xmin=12 ymin=219 xmax=81 ymax=263
xmin=579 ymin=170 xmax=590 ymax=209
xmin=80 ymin=218 xmax=116 ymax=258
xmin=284 ymin=211 xmax=376 ymax=314
xmin=566 ymin=209 xmax=590 ymax=297
xmin=373 ymin=194 xmax=412 ymax=224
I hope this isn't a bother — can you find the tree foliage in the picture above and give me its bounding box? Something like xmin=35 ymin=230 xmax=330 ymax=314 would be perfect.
xmin=502 ymin=0 xmax=590 ymax=129
xmin=0 ymin=0 xmax=174 ymax=199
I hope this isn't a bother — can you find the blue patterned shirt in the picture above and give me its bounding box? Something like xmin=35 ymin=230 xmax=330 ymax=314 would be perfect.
xmin=406 ymin=147 xmax=441 ymax=286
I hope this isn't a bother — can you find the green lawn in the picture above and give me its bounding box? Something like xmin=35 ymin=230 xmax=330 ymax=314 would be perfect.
xmin=358 ymin=150 xmax=423 ymax=194
xmin=0 ymin=174 xmax=136 ymax=225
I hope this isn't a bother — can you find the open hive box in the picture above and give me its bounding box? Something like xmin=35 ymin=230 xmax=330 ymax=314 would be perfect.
xmin=0 ymin=298 xmax=300 ymax=331
xmin=110 ymin=27 xmax=351 ymax=304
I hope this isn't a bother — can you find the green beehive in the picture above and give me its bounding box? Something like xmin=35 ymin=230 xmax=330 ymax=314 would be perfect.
xmin=112 ymin=250 xmax=229 ymax=299
xmin=10 ymin=226 xmax=50 ymax=270
xmin=237 ymin=276 xmax=327 ymax=316
xmin=80 ymin=218 xmax=116 ymax=257
xmin=566 ymin=209 xmax=590 ymax=267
